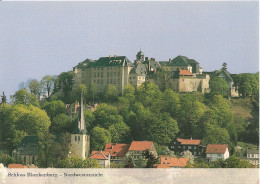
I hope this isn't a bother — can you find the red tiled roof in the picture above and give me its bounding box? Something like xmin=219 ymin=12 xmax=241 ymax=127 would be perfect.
xmin=206 ymin=144 xmax=228 ymax=154
xmin=89 ymin=151 xmax=110 ymax=160
xmin=104 ymin=143 xmax=130 ymax=157
xmin=159 ymin=155 xmax=189 ymax=167
xmin=8 ymin=164 xmax=28 ymax=168
xmin=179 ymin=70 xmax=193 ymax=76
xmin=129 ymin=141 xmax=153 ymax=151
xmin=177 ymin=138 xmax=201 ymax=145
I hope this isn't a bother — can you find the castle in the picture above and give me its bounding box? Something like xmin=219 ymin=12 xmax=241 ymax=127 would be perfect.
xmin=72 ymin=51 xmax=210 ymax=94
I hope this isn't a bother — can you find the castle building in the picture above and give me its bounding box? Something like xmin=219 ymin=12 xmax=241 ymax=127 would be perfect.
xmin=73 ymin=51 xmax=210 ymax=94
xmin=70 ymin=93 xmax=90 ymax=159
xmin=73 ymin=56 xmax=133 ymax=94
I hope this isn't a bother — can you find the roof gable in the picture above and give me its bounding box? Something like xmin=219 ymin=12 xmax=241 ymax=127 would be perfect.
xmin=179 ymin=70 xmax=193 ymax=76
xmin=206 ymin=144 xmax=228 ymax=154
xmin=177 ymin=138 xmax=201 ymax=145
xmin=104 ymin=143 xmax=130 ymax=157
xmin=159 ymin=156 xmax=189 ymax=167
xmin=89 ymin=151 xmax=110 ymax=160
xmin=129 ymin=141 xmax=153 ymax=151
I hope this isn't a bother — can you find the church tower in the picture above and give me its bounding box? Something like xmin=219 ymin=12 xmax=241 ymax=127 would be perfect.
xmin=70 ymin=93 xmax=90 ymax=159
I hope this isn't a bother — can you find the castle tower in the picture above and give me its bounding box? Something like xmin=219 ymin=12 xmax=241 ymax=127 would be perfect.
xmin=70 ymin=93 xmax=90 ymax=159
xmin=136 ymin=50 xmax=144 ymax=62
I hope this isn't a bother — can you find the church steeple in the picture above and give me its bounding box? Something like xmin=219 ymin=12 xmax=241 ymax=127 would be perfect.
xmin=78 ymin=92 xmax=86 ymax=132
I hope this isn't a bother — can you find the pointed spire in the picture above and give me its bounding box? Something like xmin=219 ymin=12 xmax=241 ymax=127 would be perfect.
xmin=79 ymin=92 xmax=85 ymax=131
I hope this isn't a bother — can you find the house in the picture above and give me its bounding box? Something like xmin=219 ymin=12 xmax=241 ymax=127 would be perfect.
xmin=12 ymin=135 xmax=38 ymax=165
xmin=246 ymin=149 xmax=259 ymax=166
xmin=169 ymin=138 xmax=205 ymax=157
xmin=127 ymin=141 xmax=158 ymax=160
xmin=89 ymin=151 xmax=110 ymax=168
xmin=154 ymin=155 xmax=189 ymax=168
xmin=206 ymin=144 xmax=229 ymax=161
xmin=104 ymin=143 xmax=130 ymax=164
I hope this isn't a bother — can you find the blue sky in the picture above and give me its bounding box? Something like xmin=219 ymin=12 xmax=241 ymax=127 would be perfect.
xmin=0 ymin=1 xmax=258 ymax=99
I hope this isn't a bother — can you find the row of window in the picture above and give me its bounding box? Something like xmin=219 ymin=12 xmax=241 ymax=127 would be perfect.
xmin=92 ymin=67 xmax=122 ymax=71
xmin=93 ymin=79 xmax=121 ymax=85
xmin=74 ymin=136 xmax=89 ymax=141
xmin=171 ymin=145 xmax=198 ymax=149
xmin=93 ymin=72 xmax=121 ymax=77
xmin=247 ymin=154 xmax=259 ymax=158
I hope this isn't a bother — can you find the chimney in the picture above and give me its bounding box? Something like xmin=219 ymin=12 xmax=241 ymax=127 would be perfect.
xmin=169 ymin=58 xmax=171 ymax=62
xmin=148 ymin=61 xmax=151 ymax=71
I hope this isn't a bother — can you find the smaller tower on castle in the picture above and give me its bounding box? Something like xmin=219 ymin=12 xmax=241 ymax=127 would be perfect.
xmin=136 ymin=50 xmax=145 ymax=62
xmin=70 ymin=93 xmax=90 ymax=159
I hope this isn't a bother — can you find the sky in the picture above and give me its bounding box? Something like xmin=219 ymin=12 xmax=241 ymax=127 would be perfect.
xmin=0 ymin=1 xmax=259 ymax=100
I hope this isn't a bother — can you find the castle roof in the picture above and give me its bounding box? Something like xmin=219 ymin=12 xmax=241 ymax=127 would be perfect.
xmin=179 ymin=70 xmax=193 ymax=76
xmin=89 ymin=56 xmax=133 ymax=67
xmin=136 ymin=50 xmax=144 ymax=57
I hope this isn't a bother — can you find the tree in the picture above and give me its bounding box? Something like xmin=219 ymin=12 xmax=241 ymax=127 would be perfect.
xmin=51 ymin=114 xmax=73 ymax=134
xmin=103 ymin=85 xmax=117 ymax=103
xmin=90 ymin=127 xmax=111 ymax=151
xmin=177 ymin=94 xmax=206 ymax=138
xmin=71 ymin=84 xmax=87 ymax=103
xmin=41 ymin=75 xmax=55 ymax=98
xmin=37 ymin=132 xmax=71 ymax=168
xmin=1 ymin=92 xmax=7 ymax=104
xmin=234 ymin=73 xmax=259 ymax=97
xmin=0 ymin=104 xmax=50 ymax=151
xmin=93 ymin=103 xmax=124 ymax=129
xmin=209 ymin=77 xmax=229 ymax=97
xmin=28 ymin=79 xmax=42 ymax=99
xmin=0 ymin=153 xmax=15 ymax=167
xmin=202 ymin=124 xmax=231 ymax=146
xmin=136 ymin=82 xmax=162 ymax=107
xmin=211 ymin=156 xmax=253 ymax=168
xmin=108 ymin=121 xmax=131 ymax=143
xmin=54 ymin=71 xmax=73 ymax=103
xmin=87 ymin=83 xmax=97 ymax=103
xmin=146 ymin=113 xmax=179 ymax=145
xmin=41 ymin=100 xmax=66 ymax=121
xmin=154 ymin=69 xmax=173 ymax=91
xmin=143 ymin=149 xmax=159 ymax=168
xmin=160 ymin=89 xmax=180 ymax=117
xmin=122 ymin=84 xmax=136 ymax=103
xmin=11 ymin=89 xmax=39 ymax=107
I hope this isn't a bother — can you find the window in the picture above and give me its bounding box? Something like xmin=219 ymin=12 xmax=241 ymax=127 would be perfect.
xmin=118 ymin=72 xmax=120 ymax=76
xmin=174 ymin=142 xmax=176 ymax=144
xmin=188 ymin=146 xmax=191 ymax=149
xmin=101 ymin=72 xmax=103 ymax=77
xmin=167 ymin=162 xmax=170 ymax=164
xmin=94 ymin=73 xmax=96 ymax=77
xmin=163 ymin=162 xmax=165 ymax=164
xmin=24 ymin=156 xmax=26 ymax=163
xmin=75 ymin=136 xmax=77 ymax=141
xmin=78 ymin=136 xmax=80 ymax=141
xmin=107 ymin=72 xmax=109 ymax=77
xmin=171 ymin=146 xmax=174 ymax=149
xmin=199 ymin=152 xmax=201 ymax=155
xmin=183 ymin=146 xmax=186 ymax=149
xmin=178 ymin=146 xmax=181 ymax=148
xmin=194 ymin=146 xmax=196 ymax=149
xmin=110 ymin=72 xmax=113 ymax=77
